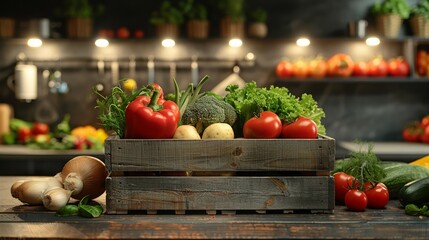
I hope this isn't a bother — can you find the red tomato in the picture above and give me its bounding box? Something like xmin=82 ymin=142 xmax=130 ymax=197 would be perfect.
xmin=352 ymin=61 xmax=368 ymax=77
xmin=281 ymin=116 xmax=318 ymax=139
xmin=333 ymin=172 xmax=356 ymax=204
xmin=292 ymin=60 xmax=309 ymax=78
xmin=388 ymin=57 xmax=410 ymax=77
xmin=32 ymin=122 xmax=50 ymax=135
xmin=134 ymin=29 xmax=144 ymax=38
xmin=243 ymin=111 xmax=282 ymax=139
xmin=326 ymin=53 xmax=354 ymax=77
xmin=364 ymin=182 xmax=389 ymax=209
xmin=18 ymin=127 xmax=32 ymax=144
xmin=308 ymin=58 xmax=327 ymax=78
xmin=98 ymin=29 xmax=114 ymax=38
xmin=345 ymin=189 xmax=368 ymax=211
xmin=421 ymin=115 xmax=429 ymax=129
xmin=421 ymin=126 xmax=429 ymax=143
xmin=116 ymin=27 xmax=130 ymax=39
xmin=416 ymin=50 xmax=428 ymax=76
xmin=402 ymin=125 xmax=421 ymax=142
xmin=276 ymin=60 xmax=294 ymax=79
xmin=367 ymin=57 xmax=388 ymax=77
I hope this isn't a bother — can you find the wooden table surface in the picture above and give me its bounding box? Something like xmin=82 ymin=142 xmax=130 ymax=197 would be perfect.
xmin=1 ymin=176 xmax=428 ymax=239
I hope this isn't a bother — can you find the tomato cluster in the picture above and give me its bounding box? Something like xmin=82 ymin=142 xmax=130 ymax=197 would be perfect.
xmin=275 ymin=54 xmax=410 ymax=79
xmin=243 ymin=111 xmax=318 ymax=139
xmin=416 ymin=50 xmax=429 ymax=76
xmin=98 ymin=27 xmax=144 ymax=39
xmin=333 ymin=172 xmax=389 ymax=211
xmin=402 ymin=115 xmax=429 ymax=143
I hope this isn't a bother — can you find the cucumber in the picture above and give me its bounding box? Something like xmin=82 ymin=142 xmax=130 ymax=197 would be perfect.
xmin=399 ymin=177 xmax=429 ymax=207
xmin=380 ymin=162 xmax=429 ymax=199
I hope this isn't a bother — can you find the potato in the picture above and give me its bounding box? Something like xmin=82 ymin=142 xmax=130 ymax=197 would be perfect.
xmin=202 ymin=123 xmax=234 ymax=139
xmin=173 ymin=125 xmax=201 ymax=139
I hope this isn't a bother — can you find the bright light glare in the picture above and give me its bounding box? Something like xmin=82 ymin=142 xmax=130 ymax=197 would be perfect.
xmin=95 ymin=38 xmax=109 ymax=48
xmin=27 ymin=38 xmax=42 ymax=48
xmin=296 ymin=38 xmax=310 ymax=47
xmin=229 ymin=38 xmax=243 ymax=48
xmin=162 ymin=39 xmax=175 ymax=48
xmin=245 ymin=52 xmax=255 ymax=61
xmin=366 ymin=37 xmax=380 ymax=46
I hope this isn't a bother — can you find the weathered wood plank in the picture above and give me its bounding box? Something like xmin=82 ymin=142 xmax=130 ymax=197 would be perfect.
xmin=106 ymin=176 xmax=334 ymax=214
xmin=105 ymin=136 xmax=335 ymax=172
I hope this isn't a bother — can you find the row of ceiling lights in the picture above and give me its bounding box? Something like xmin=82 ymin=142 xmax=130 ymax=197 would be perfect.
xmin=26 ymin=36 xmax=381 ymax=48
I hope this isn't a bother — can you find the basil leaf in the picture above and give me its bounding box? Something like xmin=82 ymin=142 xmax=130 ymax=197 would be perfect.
xmin=78 ymin=204 xmax=103 ymax=218
xmin=78 ymin=195 xmax=90 ymax=207
xmin=56 ymin=204 xmax=79 ymax=217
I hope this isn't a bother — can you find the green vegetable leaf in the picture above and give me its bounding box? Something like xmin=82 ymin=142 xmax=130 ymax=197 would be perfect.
xmin=56 ymin=204 xmax=79 ymax=217
xmin=405 ymin=204 xmax=429 ymax=216
xmin=78 ymin=204 xmax=103 ymax=218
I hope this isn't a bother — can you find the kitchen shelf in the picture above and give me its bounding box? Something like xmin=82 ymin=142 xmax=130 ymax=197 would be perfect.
xmin=274 ymin=77 xmax=429 ymax=84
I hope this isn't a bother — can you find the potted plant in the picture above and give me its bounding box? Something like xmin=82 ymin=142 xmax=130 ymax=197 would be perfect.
xmin=247 ymin=7 xmax=268 ymax=38
xmin=63 ymin=0 xmax=103 ymax=38
xmin=215 ymin=0 xmax=245 ymax=38
xmin=180 ymin=0 xmax=210 ymax=39
xmin=150 ymin=1 xmax=184 ymax=38
xmin=410 ymin=0 xmax=429 ymax=37
xmin=370 ymin=0 xmax=411 ymax=38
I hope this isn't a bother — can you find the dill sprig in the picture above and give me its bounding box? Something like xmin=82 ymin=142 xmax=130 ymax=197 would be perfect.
xmin=95 ymin=81 xmax=151 ymax=138
xmin=339 ymin=142 xmax=386 ymax=189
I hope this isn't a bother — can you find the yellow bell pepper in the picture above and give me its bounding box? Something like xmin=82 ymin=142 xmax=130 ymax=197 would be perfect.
xmin=410 ymin=155 xmax=429 ymax=169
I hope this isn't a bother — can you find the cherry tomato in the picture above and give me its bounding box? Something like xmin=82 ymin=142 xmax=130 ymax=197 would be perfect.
xmin=364 ymin=182 xmax=389 ymax=209
xmin=421 ymin=126 xmax=429 ymax=143
xmin=345 ymin=189 xmax=368 ymax=211
xmin=116 ymin=27 xmax=130 ymax=39
xmin=421 ymin=115 xmax=429 ymax=129
xmin=134 ymin=29 xmax=144 ymax=38
xmin=367 ymin=57 xmax=388 ymax=77
xmin=326 ymin=53 xmax=354 ymax=77
xmin=308 ymin=58 xmax=327 ymax=78
xmin=333 ymin=172 xmax=356 ymax=204
xmin=276 ymin=60 xmax=294 ymax=79
xmin=402 ymin=124 xmax=421 ymax=142
xmin=388 ymin=57 xmax=410 ymax=77
xmin=281 ymin=116 xmax=318 ymax=139
xmin=243 ymin=111 xmax=282 ymax=139
xmin=32 ymin=122 xmax=50 ymax=135
xmin=352 ymin=61 xmax=368 ymax=77
xmin=292 ymin=60 xmax=309 ymax=78
xmin=18 ymin=127 xmax=32 ymax=144
xmin=416 ymin=50 xmax=428 ymax=76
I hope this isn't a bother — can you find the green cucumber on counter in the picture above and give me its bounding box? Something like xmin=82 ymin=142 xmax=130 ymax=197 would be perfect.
xmin=380 ymin=162 xmax=429 ymax=199
xmin=399 ymin=177 xmax=429 ymax=207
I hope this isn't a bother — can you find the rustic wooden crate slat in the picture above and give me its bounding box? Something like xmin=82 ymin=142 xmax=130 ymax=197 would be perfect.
xmin=106 ymin=176 xmax=334 ymax=214
xmin=105 ymin=135 xmax=335 ymax=173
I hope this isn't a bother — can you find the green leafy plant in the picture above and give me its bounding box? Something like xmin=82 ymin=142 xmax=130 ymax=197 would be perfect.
xmin=248 ymin=8 xmax=267 ymax=23
xmin=371 ymin=0 xmax=411 ymax=19
xmin=180 ymin=0 xmax=209 ymax=20
xmin=214 ymin=0 xmax=245 ymax=21
xmin=62 ymin=0 xmax=104 ymax=18
xmin=411 ymin=0 xmax=429 ymax=19
xmin=150 ymin=1 xmax=184 ymax=25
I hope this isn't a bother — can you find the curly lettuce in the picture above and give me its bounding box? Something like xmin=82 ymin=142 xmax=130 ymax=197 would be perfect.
xmin=224 ymin=81 xmax=326 ymax=137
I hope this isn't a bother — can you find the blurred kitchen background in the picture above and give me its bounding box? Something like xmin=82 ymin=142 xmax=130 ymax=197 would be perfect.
xmin=1 ymin=0 xmax=429 ymax=175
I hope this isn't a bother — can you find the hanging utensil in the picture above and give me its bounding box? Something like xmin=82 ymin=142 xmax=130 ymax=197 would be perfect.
xmin=111 ymin=59 xmax=119 ymax=86
xmin=191 ymin=56 xmax=199 ymax=86
xmin=95 ymin=58 xmax=105 ymax=92
xmin=147 ymin=56 xmax=155 ymax=85
xmin=211 ymin=62 xmax=246 ymax=96
xmin=128 ymin=55 xmax=136 ymax=79
xmin=35 ymin=68 xmax=59 ymax=124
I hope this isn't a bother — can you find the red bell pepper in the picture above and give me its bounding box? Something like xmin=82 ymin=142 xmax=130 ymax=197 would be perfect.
xmin=125 ymin=90 xmax=179 ymax=139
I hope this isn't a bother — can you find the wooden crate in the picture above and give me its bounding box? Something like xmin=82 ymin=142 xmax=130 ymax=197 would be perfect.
xmin=105 ymin=135 xmax=335 ymax=214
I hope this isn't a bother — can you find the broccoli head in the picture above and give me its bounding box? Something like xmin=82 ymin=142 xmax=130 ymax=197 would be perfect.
xmin=181 ymin=95 xmax=237 ymax=134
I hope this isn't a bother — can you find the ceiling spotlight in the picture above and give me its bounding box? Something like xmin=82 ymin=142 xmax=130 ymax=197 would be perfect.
xmin=229 ymin=38 xmax=243 ymax=48
xmin=27 ymin=38 xmax=42 ymax=48
xmin=162 ymin=39 xmax=175 ymax=48
xmin=365 ymin=37 xmax=380 ymax=46
xmin=95 ymin=38 xmax=109 ymax=48
xmin=296 ymin=37 xmax=310 ymax=47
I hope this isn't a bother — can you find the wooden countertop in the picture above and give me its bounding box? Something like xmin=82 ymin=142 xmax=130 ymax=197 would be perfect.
xmin=1 ymin=176 xmax=428 ymax=239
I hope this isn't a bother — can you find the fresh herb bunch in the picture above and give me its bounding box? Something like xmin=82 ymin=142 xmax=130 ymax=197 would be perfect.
xmin=224 ymin=81 xmax=326 ymax=137
xmin=371 ymin=0 xmax=411 ymax=19
xmin=337 ymin=143 xmax=386 ymax=188
xmin=95 ymin=81 xmax=151 ymax=138
xmin=412 ymin=0 xmax=429 ymax=19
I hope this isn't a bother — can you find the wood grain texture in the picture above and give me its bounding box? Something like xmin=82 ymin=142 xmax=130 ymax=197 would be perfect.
xmin=105 ymin=135 xmax=335 ymax=172
xmin=106 ymin=176 xmax=334 ymax=213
